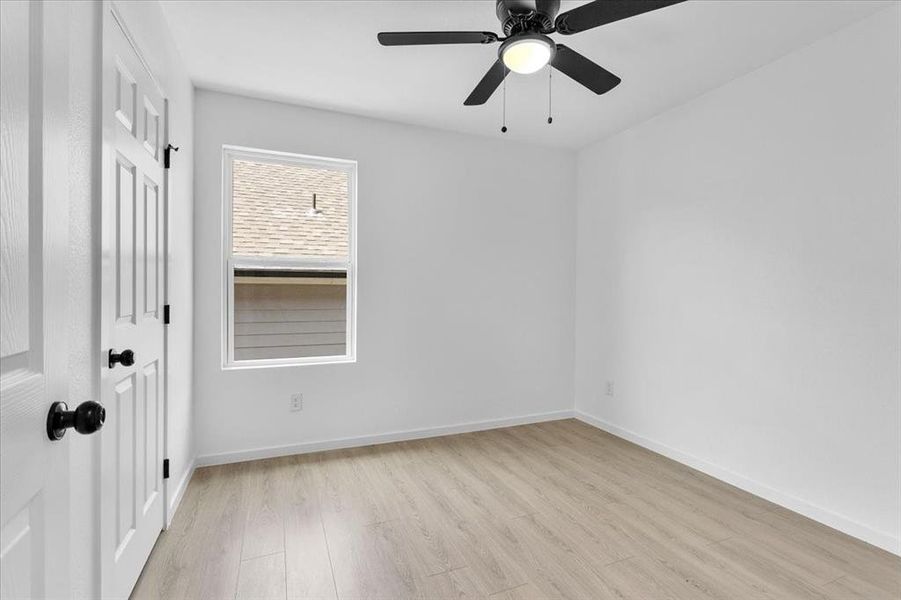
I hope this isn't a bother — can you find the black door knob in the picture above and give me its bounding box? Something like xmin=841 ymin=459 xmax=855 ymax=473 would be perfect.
xmin=47 ymin=401 xmax=106 ymax=441
xmin=108 ymin=348 xmax=135 ymax=368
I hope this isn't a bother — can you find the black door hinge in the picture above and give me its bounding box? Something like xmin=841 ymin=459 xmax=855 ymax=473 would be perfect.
xmin=164 ymin=143 xmax=179 ymax=169
xmin=163 ymin=459 xmax=170 ymax=479
xmin=163 ymin=304 xmax=170 ymax=325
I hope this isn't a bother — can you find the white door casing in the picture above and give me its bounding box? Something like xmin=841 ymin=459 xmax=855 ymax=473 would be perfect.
xmin=0 ymin=1 xmax=71 ymax=598
xmin=99 ymin=4 xmax=168 ymax=598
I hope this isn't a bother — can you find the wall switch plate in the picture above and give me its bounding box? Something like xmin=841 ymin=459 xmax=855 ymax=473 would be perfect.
xmin=605 ymin=381 xmax=615 ymax=397
xmin=290 ymin=393 xmax=303 ymax=412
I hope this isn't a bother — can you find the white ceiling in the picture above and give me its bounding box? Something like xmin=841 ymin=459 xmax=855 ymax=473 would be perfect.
xmin=160 ymin=0 xmax=891 ymax=149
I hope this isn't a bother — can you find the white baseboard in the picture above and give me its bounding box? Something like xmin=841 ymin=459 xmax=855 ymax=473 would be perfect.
xmin=196 ymin=409 xmax=576 ymax=467
xmin=165 ymin=457 xmax=196 ymax=529
xmin=574 ymin=410 xmax=901 ymax=556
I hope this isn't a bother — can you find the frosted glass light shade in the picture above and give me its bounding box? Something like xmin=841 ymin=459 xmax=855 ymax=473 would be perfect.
xmin=502 ymin=38 xmax=553 ymax=74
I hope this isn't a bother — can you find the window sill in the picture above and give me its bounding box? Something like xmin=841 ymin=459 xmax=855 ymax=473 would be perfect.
xmin=222 ymin=355 xmax=356 ymax=371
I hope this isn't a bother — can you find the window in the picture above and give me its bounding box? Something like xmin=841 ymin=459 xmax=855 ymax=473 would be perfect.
xmin=222 ymin=146 xmax=356 ymax=367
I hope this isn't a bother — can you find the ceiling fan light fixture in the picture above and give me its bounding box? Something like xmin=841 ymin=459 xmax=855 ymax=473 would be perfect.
xmin=500 ymin=34 xmax=554 ymax=75
xmin=378 ymin=0 xmax=686 ymax=106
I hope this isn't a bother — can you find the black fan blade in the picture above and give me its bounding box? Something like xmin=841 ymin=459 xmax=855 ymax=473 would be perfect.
xmin=464 ymin=60 xmax=508 ymax=106
xmin=555 ymin=0 xmax=686 ymax=35
xmin=378 ymin=31 xmax=498 ymax=46
xmin=552 ymin=45 xmax=621 ymax=95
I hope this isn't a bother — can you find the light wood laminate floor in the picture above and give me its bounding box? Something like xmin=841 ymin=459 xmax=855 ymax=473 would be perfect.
xmin=132 ymin=419 xmax=900 ymax=599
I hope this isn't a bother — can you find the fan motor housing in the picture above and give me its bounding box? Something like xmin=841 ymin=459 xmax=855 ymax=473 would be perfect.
xmin=495 ymin=0 xmax=561 ymax=36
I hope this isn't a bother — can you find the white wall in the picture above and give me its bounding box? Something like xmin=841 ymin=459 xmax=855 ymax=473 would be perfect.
xmin=66 ymin=2 xmax=194 ymax=597
xmin=193 ymin=90 xmax=576 ymax=461
xmin=574 ymin=6 xmax=900 ymax=554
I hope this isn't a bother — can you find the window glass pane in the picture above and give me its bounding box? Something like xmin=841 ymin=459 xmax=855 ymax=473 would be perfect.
xmin=232 ymin=159 xmax=349 ymax=260
xmin=233 ymin=276 xmax=347 ymax=361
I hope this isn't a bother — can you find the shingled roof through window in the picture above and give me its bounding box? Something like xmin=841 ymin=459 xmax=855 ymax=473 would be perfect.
xmin=232 ymin=159 xmax=349 ymax=258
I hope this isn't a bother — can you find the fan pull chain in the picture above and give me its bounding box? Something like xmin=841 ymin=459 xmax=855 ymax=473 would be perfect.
xmin=547 ymin=65 xmax=553 ymax=124
xmin=501 ymin=67 xmax=508 ymax=133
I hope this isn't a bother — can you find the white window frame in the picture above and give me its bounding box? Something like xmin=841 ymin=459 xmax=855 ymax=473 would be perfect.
xmin=221 ymin=144 xmax=357 ymax=369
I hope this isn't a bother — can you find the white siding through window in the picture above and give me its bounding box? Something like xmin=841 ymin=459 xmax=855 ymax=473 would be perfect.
xmin=233 ymin=282 xmax=346 ymax=360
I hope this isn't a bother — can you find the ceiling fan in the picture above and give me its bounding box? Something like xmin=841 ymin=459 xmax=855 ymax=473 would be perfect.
xmin=378 ymin=0 xmax=685 ymax=106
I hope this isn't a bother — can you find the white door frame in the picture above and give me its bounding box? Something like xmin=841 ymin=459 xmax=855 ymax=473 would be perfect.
xmin=99 ymin=1 xmax=172 ymax=594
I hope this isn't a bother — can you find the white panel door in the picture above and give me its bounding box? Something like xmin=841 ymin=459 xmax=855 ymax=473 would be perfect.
xmin=0 ymin=1 xmax=71 ymax=598
xmin=99 ymin=5 xmax=167 ymax=598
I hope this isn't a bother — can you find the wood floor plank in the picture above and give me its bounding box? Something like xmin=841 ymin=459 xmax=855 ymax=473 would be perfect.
xmin=285 ymin=501 xmax=336 ymax=600
xmin=605 ymin=498 xmax=716 ymax=552
xmin=284 ymin=456 xmax=337 ymax=600
xmin=518 ymin=505 xmax=636 ymax=569
xmin=131 ymin=467 xmax=218 ymax=600
xmin=235 ymin=552 xmax=287 ymax=600
xmin=131 ymin=420 xmax=901 ymax=600
xmin=392 ymin=516 xmax=467 ymax=578
xmin=370 ymin=452 xmax=473 ymax=580
xmin=756 ymin=506 xmax=901 ymax=595
xmin=404 ymin=464 xmax=531 ymax=594
xmin=711 ymin=536 xmax=836 ymax=600
xmin=415 ymin=567 xmax=484 ymax=599
xmin=593 ymin=502 xmax=769 ymax=600
xmin=486 ymin=583 xmax=542 ymax=599
xmin=242 ymin=457 xmax=290 ymax=560
xmin=597 ymin=555 xmax=713 ymax=600
xmin=820 ymin=574 xmax=900 ymax=600
xmin=438 ymin=437 xmax=542 ymax=517
xmin=324 ymin=517 xmax=421 ymax=599
xmin=184 ymin=463 xmax=250 ymax=600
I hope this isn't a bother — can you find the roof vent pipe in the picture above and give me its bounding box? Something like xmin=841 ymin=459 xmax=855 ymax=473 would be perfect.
xmin=307 ymin=192 xmax=323 ymax=217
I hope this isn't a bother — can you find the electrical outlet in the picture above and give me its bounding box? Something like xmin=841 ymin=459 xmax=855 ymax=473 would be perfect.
xmin=605 ymin=381 xmax=615 ymax=397
xmin=290 ymin=393 xmax=303 ymax=412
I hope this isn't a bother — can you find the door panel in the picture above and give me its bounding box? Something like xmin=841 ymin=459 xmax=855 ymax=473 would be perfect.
xmin=115 ymin=62 xmax=136 ymax=134
xmin=0 ymin=505 xmax=34 ymax=597
xmin=142 ymin=100 xmax=160 ymax=161
xmin=144 ymin=180 xmax=160 ymax=318
xmin=142 ymin=361 xmax=160 ymax=512
xmin=0 ymin=1 xmax=71 ymax=597
xmin=0 ymin=0 xmax=29 ymax=359
xmin=113 ymin=373 xmax=136 ymax=557
xmin=101 ymin=5 xmax=167 ymax=597
xmin=116 ymin=155 xmax=136 ymax=324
